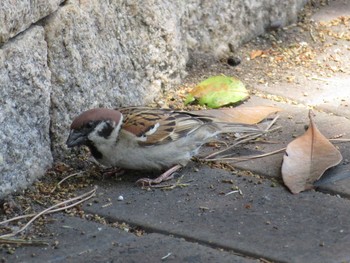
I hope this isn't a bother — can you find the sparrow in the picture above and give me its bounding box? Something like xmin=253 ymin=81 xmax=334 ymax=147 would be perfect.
xmin=66 ymin=107 xmax=260 ymax=186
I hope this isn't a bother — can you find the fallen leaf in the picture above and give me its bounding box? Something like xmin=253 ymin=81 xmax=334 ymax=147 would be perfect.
xmin=250 ymin=50 xmax=263 ymax=60
xmin=274 ymin=56 xmax=284 ymax=62
xmin=54 ymin=162 xmax=70 ymax=173
xmin=281 ymin=111 xmax=342 ymax=194
xmin=184 ymin=75 xmax=249 ymax=108
xmin=192 ymin=106 xmax=281 ymax=124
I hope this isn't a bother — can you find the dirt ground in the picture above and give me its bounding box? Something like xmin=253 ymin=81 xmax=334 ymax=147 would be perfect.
xmin=163 ymin=0 xmax=350 ymax=112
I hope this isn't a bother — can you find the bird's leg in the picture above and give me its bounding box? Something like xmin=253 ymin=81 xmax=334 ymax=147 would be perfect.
xmin=102 ymin=167 xmax=125 ymax=177
xmin=136 ymin=164 xmax=182 ymax=187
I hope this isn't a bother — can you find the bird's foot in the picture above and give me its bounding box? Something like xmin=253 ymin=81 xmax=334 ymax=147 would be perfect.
xmin=136 ymin=164 xmax=182 ymax=187
xmin=102 ymin=167 xmax=125 ymax=178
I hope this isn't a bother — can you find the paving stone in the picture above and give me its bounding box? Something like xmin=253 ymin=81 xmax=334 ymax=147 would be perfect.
xmin=229 ymin=96 xmax=350 ymax=197
xmin=312 ymin=0 xmax=350 ymax=22
xmin=316 ymin=164 xmax=350 ymax=199
xmin=0 ymin=214 xmax=254 ymax=263
xmin=254 ymin=74 xmax=350 ymax=118
xmin=82 ymin=165 xmax=350 ymax=263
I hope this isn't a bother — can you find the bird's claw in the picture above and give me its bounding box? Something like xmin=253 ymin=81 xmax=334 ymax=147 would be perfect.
xmin=135 ymin=174 xmax=174 ymax=187
xmin=135 ymin=164 xmax=182 ymax=187
xmin=102 ymin=167 xmax=125 ymax=177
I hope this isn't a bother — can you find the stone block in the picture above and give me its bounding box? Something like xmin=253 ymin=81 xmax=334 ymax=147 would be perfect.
xmin=0 ymin=0 xmax=64 ymax=43
xmin=0 ymin=26 xmax=52 ymax=198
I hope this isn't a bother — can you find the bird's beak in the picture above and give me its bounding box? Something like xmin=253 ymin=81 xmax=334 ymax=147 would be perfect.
xmin=66 ymin=130 xmax=87 ymax=148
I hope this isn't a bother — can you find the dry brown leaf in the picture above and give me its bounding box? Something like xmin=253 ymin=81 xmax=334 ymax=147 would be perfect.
xmin=281 ymin=111 xmax=342 ymax=194
xmin=250 ymin=50 xmax=263 ymax=60
xmin=192 ymin=106 xmax=281 ymax=124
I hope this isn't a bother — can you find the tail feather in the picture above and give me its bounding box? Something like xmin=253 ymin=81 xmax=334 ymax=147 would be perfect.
xmin=215 ymin=122 xmax=261 ymax=134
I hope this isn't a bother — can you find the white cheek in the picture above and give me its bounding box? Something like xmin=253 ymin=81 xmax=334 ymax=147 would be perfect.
xmin=89 ymin=116 xmax=123 ymax=145
xmin=89 ymin=122 xmax=109 ymax=143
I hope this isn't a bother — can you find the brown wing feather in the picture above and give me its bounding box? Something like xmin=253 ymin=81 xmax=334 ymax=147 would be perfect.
xmin=119 ymin=107 xmax=209 ymax=146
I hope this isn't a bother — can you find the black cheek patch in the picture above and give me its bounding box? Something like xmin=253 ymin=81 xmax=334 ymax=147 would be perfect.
xmin=86 ymin=141 xmax=103 ymax=160
xmin=98 ymin=123 xmax=114 ymax=139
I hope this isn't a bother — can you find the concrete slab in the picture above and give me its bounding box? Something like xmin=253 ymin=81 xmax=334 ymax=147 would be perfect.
xmin=253 ymin=74 xmax=350 ymax=118
xmin=82 ymin=165 xmax=350 ymax=263
xmin=0 ymin=214 xmax=255 ymax=263
xmin=312 ymin=0 xmax=350 ymax=22
xmin=316 ymin=164 xmax=350 ymax=199
xmin=211 ymin=96 xmax=350 ymax=197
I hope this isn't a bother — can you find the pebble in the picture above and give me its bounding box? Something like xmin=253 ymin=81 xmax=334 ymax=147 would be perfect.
xmin=117 ymin=195 xmax=124 ymax=201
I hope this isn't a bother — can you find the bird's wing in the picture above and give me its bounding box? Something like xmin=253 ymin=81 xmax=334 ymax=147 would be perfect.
xmin=119 ymin=107 xmax=209 ymax=146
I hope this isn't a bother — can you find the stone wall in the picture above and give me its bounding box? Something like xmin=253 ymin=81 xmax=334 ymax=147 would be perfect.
xmin=0 ymin=0 xmax=307 ymax=198
xmin=0 ymin=26 xmax=52 ymax=197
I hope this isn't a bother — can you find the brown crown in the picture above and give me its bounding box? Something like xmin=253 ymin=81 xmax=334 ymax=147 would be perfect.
xmin=70 ymin=108 xmax=122 ymax=129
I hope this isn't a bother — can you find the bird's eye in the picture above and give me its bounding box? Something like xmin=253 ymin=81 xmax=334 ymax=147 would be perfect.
xmin=86 ymin=121 xmax=94 ymax=129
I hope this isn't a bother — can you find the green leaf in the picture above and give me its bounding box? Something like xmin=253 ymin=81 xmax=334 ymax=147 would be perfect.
xmin=184 ymin=94 xmax=195 ymax=105
xmin=185 ymin=75 xmax=249 ymax=108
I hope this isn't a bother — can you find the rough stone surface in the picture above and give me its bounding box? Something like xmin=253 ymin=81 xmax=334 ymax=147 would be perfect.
xmin=0 ymin=26 xmax=52 ymax=198
xmin=183 ymin=0 xmax=307 ymax=56
xmin=0 ymin=0 xmax=64 ymax=44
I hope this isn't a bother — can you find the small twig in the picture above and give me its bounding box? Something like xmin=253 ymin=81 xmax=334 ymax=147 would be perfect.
xmin=205 ymin=118 xmax=280 ymax=160
xmin=151 ymin=176 xmax=192 ymax=190
xmin=101 ymin=202 xmax=113 ymax=208
xmin=0 ymin=187 xmax=97 ymax=226
xmin=264 ymin=115 xmax=279 ymax=132
xmin=0 ymin=187 xmax=97 ymax=239
xmin=161 ymin=252 xmax=172 ymax=260
xmin=153 ymin=182 xmax=191 ymax=190
xmin=0 ymin=238 xmax=49 ymax=246
xmin=0 ymin=213 xmax=36 ymax=225
xmin=50 ymin=172 xmax=84 ymax=193
xmin=311 ymin=77 xmax=331 ymax=82
xmin=309 ymin=26 xmax=317 ymax=42
xmin=207 ymin=140 xmax=229 ymax=148
xmin=206 ymin=147 xmax=286 ymax=163
xmin=267 ymin=125 xmax=282 ymax=132
xmin=329 ymin=138 xmax=350 ymax=142
xmin=224 ymin=190 xmax=242 ymax=196
xmin=205 ymin=133 xmax=261 ymax=159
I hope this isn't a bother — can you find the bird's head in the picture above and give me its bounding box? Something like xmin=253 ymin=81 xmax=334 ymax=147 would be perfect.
xmin=66 ymin=108 xmax=123 ymax=148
